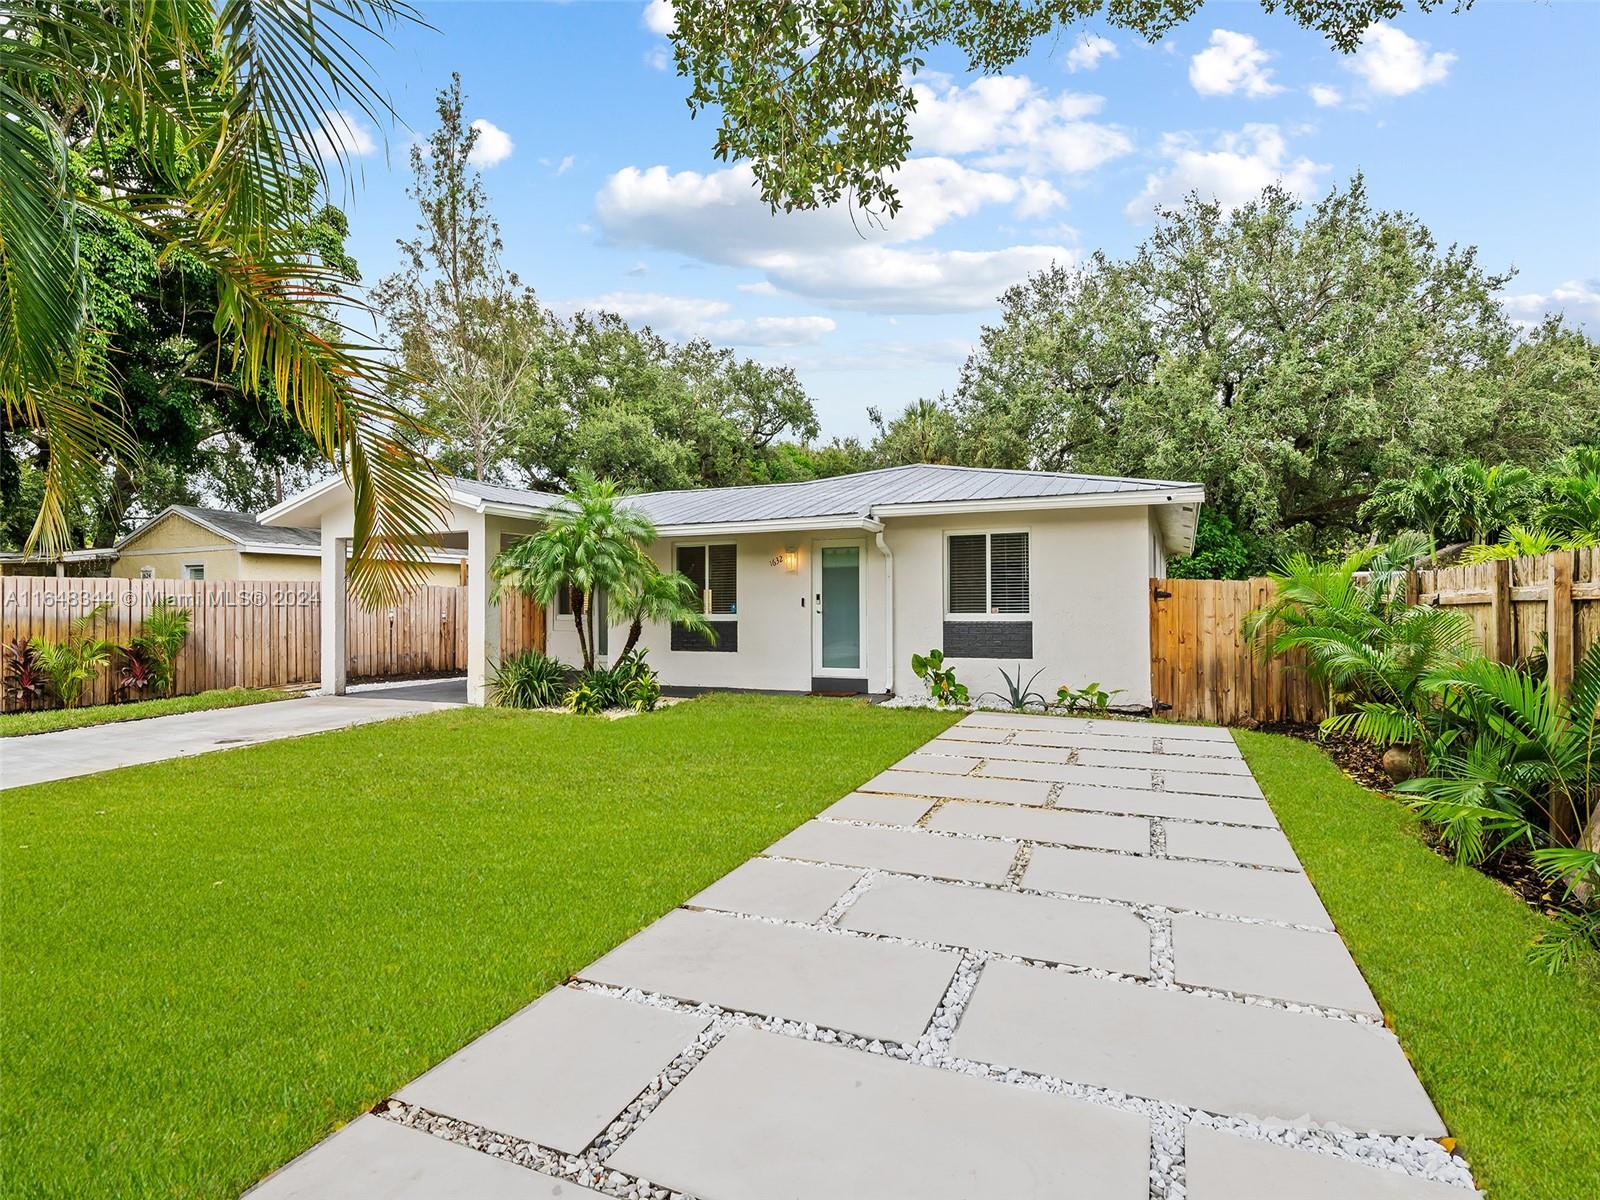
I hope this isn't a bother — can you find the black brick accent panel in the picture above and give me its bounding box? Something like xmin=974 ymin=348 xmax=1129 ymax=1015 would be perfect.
xmin=944 ymin=620 xmax=1033 ymax=659
xmin=812 ymin=676 xmax=868 ymax=694
xmin=672 ymin=620 xmax=738 ymax=652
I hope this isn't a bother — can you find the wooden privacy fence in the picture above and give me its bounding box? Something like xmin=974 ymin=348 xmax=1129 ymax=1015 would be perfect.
xmin=1150 ymin=578 xmax=1328 ymax=725
xmin=1151 ymin=549 xmax=1600 ymax=726
xmin=1 ymin=577 xmax=545 ymax=710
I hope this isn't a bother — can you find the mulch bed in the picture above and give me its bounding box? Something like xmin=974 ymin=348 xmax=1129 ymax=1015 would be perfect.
xmin=1254 ymin=721 xmax=1586 ymax=922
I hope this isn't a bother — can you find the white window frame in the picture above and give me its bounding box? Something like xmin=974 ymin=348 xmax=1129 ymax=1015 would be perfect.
xmin=944 ymin=529 xmax=1030 ymax=621
xmin=182 ymin=562 xmax=206 ymax=581
xmin=674 ymin=542 xmax=739 ymax=620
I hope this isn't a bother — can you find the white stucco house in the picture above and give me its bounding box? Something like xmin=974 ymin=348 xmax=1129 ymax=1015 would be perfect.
xmin=260 ymin=464 xmax=1202 ymax=707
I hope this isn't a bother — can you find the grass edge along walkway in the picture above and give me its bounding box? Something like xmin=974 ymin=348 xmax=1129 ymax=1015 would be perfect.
xmin=1233 ymin=729 xmax=1600 ymax=1200
xmin=1 ymin=694 xmax=957 ymax=1200
xmin=0 ymin=686 xmax=289 ymax=736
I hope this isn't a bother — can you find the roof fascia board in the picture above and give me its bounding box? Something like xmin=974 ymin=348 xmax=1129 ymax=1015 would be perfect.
xmin=869 ymin=487 xmax=1205 ymax=520
xmin=257 ymin=475 xmax=348 ymax=526
xmin=653 ymin=514 xmax=878 ymax=538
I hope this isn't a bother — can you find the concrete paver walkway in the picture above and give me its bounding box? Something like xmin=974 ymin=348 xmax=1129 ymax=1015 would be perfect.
xmin=246 ymin=711 xmax=1477 ymax=1200
xmin=0 ymin=678 xmax=465 ymax=789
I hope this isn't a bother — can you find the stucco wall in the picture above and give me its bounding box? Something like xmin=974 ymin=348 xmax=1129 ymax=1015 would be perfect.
xmin=544 ymin=505 xmax=1154 ymax=705
xmin=885 ymin=506 xmax=1155 ymax=709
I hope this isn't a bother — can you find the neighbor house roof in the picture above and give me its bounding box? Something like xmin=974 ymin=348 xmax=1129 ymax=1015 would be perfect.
xmin=118 ymin=505 xmax=323 ymax=555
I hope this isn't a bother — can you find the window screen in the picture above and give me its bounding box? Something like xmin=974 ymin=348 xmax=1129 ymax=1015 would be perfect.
xmin=947 ymin=535 xmax=988 ymax=614
xmin=989 ymin=532 xmax=1030 ymax=614
xmin=707 ymin=545 xmax=737 ymax=614
xmin=947 ymin=532 xmax=1029 ymax=616
xmin=676 ymin=545 xmax=707 ymax=605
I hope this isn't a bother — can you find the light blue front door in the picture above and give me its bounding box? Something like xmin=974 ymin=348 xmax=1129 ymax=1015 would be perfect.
xmin=816 ymin=542 xmax=863 ymax=673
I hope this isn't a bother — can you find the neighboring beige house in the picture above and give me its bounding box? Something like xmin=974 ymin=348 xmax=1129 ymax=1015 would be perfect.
xmin=264 ymin=466 xmax=1203 ymax=707
xmin=112 ymin=505 xmax=466 ymax=585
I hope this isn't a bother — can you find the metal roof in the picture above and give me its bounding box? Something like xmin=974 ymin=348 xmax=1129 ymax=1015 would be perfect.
xmin=628 ymin=464 xmax=1199 ymax=527
xmin=440 ymin=477 xmax=565 ymax=512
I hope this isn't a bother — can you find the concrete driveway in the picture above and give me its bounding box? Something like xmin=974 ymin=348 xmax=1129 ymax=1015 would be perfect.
xmin=245 ymin=710 xmax=1477 ymax=1200
xmin=0 ymin=678 xmax=465 ymax=790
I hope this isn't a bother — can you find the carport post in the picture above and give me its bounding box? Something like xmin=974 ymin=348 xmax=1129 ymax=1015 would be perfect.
xmin=466 ymin=513 xmax=500 ymax=706
xmin=320 ymin=532 xmax=348 ymax=695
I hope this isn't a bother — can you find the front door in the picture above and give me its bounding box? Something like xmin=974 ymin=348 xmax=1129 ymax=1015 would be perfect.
xmin=812 ymin=539 xmax=865 ymax=680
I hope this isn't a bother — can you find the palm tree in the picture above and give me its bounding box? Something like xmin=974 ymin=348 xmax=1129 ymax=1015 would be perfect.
xmin=491 ymin=473 xmax=707 ymax=672
xmin=1541 ymin=446 xmax=1600 ymax=540
xmin=2 ymin=1 xmax=442 ymax=602
xmin=1358 ymin=461 xmax=1541 ymax=551
xmin=613 ymin=563 xmax=714 ymax=660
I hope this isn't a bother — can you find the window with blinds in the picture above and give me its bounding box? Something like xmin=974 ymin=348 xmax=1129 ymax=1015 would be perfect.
xmin=946 ymin=531 xmax=1030 ymax=617
xmin=675 ymin=543 xmax=737 ymax=615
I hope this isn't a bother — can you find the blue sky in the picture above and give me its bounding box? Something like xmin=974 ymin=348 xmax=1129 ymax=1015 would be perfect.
xmin=326 ymin=1 xmax=1600 ymax=439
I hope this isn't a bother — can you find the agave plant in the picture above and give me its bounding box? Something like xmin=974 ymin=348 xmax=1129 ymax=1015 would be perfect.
xmin=1399 ymin=642 xmax=1600 ymax=969
xmin=981 ymin=664 xmax=1050 ymax=712
xmin=29 ymin=602 xmax=115 ymax=708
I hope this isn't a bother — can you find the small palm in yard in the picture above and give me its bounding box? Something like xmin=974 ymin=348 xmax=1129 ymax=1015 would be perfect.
xmin=29 ymin=602 xmax=115 ymax=708
xmin=1399 ymin=643 xmax=1600 ymax=968
xmin=492 ymin=472 xmax=708 ymax=669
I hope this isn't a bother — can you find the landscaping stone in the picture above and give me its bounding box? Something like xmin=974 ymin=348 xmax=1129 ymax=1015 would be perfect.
xmin=768 ymin=819 xmax=1018 ymax=883
xmin=860 ymin=768 xmax=1054 ymax=806
xmin=1079 ymin=747 xmax=1254 ymax=775
xmin=394 ymin=987 xmax=707 ymax=1155
xmin=578 ymin=909 xmax=959 ymax=1044
xmin=927 ymin=800 xmax=1150 ymax=853
xmin=609 ymin=1027 xmax=1152 ymax=1200
xmin=976 ymin=759 xmax=1156 ymax=789
xmin=688 ymin=858 xmax=865 ymax=922
xmin=243 ymin=1115 xmax=599 ymax=1199
xmin=891 ymin=750 xmax=981 ymax=775
xmin=950 ymin=963 xmax=1446 ymax=1135
xmin=1051 ymin=784 xmax=1279 ymax=827
xmin=1165 ymin=822 xmax=1301 ymax=870
xmin=1025 ymin=845 xmax=1333 ymax=927
xmin=818 ymin=792 xmax=933 ymax=826
xmin=840 ymin=875 xmax=1151 ymax=975
xmin=1184 ymin=1126 xmax=1472 ymax=1199
xmin=1171 ymin=916 xmax=1381 ymax=1015
xmin=1162 ymin=770 xmax=1267 ymax=799
xmin=935 ymin=738 xmax=1080 ymax=763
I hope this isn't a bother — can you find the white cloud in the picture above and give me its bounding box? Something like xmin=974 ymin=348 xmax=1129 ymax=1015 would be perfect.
xmin=795 ymin=337 xmax=975 ymax=372
xmin=1189 ymin=30 xmax=1282 ymax=98
xmin=1348 ymin=23 xmax=1455 ymax=96
xmin=1126 ymin=124 xmax=1328 ymax=220
xmin=907 ymin=75 xmax=1133 ymax=174
xmin=556 ymin=154 xmax=575 ymax=175
xmin=1065 ymin=34 xmax=1118 ymax=73
xmin=1308 ymin=83 xmax=1343 ymax=108
xmin=1502 ymin=280 xmax=1600 ymax=331
xmin=642 ymin=0 xmax=675 ymax=36
xmin=310 ymin=108 xmax=376 ymax=160
xmin=766 ymin=244 xmax=1075 ymax=313
xmin=563 ymin=290 xmax=835 ymax=347
xmin=738 ymin=281 xmax=779 ymax=296
xmin=468 ymin=119 xmax=514 ymax=167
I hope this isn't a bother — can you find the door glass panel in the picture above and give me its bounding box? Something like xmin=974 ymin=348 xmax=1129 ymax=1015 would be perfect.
xmin=820 ymin=546 xmax=861 ymax=670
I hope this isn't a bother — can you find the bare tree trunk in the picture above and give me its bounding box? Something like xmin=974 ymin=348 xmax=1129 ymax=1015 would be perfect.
xmin=572 ymin=594 xmax=591 ymax=672
xmin=620 ymin=615 xmax=644 ymax=660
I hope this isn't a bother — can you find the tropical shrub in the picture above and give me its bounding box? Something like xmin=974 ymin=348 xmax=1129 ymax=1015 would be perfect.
xmin=117 ymin=644 xmax=160 ymax=698
xmin=613 ymin=650 xmax=663 ymax=713
xmin=910 ymin=649 xmax=968 ymax=706
xmin=127 ymin=599 xmax=192 ymax=696
xmin=3 ymin=640 xmax=50 ymax=710
xmin=981 ymin=664 xmax=1049 ymax=711
xmin=1057 ymin=682 xmax=1123 ymax=713
xmin=29 ymin=603 xmax=116 ymax=709
xmin=488 ymin=649 xmax=569 ymax=709
xmin=563 ymin=678 xmax=609 ymax=716
xmin=1399 ymin=643 xmax=1600 ymax=969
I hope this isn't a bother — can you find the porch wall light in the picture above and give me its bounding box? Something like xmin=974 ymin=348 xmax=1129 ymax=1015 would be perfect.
xmin=783 ymin=546 xmax=799 ymax=574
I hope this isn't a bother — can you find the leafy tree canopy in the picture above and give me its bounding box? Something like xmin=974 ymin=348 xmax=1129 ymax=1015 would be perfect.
xmin=670 ymin=0 xmax=1471 ymax=215
xmin=924 ymin=177 xmax=1597 ymax=567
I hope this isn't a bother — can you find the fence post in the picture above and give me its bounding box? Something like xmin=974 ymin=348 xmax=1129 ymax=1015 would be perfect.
xmin=1549 ymin=551 xmax=1575 ymax=703
xmin=1489 ymin=558 xmax=1514 ymax=664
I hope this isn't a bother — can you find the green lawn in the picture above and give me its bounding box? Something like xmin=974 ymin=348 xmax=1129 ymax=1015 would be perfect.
xmin=0 ymin=687 xmax=289 ymax=736
xmin=1234 ymin=731 xmax=1600 ymax=1200
xmin=1 ymin=694 xmax=957 ymax=1200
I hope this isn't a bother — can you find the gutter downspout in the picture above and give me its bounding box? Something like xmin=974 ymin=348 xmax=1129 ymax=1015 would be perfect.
xmin=874 ymin=526 xmax=895 ymax=697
